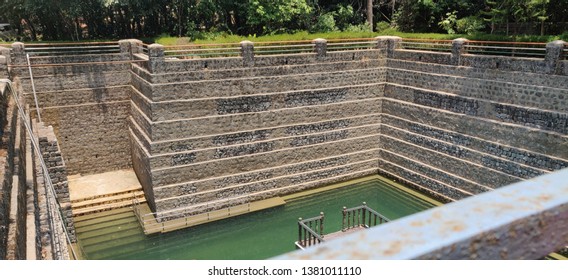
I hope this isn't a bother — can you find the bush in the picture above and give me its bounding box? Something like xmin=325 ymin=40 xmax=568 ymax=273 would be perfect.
xmin=438 ymin=11 xmax=458 ymax=34
xmin=376 ymin=21 xmax=391 ymax=32
xmin=456 ymin=16 xmax=484 ymax=35
xmin=334 ymin=4 xmax=357 ymax=31
xmin=344 ymin=23 xmax=372 ymax=33
xmin=311 ymin=13 xmax=337 ymax=33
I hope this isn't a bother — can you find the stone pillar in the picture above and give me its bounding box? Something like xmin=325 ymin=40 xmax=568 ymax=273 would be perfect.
xmin=376 ymin=36 xmax=402 ymax=58
xmin=0 ymin=46 xmax=11 ymax=64
xmin=148 ymin=43 xmax=165 ymax=73
xmin=313 ymin=38 xmax=327 ymax=60
xmin=544 ymin=40 xmax=565 ymax=75
xmin=451 ymin=38 xmax=469 ymax=66
xmin=0 ymin=55 xmax=8 ymax=79
xmin=11 ymin=42 xmax=26 ymax=65
xmin=119 ymin=39 xmax=143 ymax=60
xmin=240 ymin=40 xmax=255 ymax=67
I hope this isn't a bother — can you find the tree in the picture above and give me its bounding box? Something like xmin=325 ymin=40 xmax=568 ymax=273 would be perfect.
xmin=246 ymin=0 xmax=313 ymax=34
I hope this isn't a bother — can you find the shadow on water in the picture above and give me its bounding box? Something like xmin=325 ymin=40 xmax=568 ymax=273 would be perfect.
xmin=77 ymin=178 xmax=437 ymax=260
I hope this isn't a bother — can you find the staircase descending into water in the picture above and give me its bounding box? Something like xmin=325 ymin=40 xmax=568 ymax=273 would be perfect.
xmin=74 ymin=207 xmax=146 ymax=259
xmin=71 ymin=189 xmax=146 ymax=217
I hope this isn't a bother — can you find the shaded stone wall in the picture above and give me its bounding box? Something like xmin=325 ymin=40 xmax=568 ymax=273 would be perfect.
xmin=131 ymin=41 xmax=387 ymax=217
xmin=8 ymin=41 xmax=138 ymax=175
xmin=380 ymin=38 xmax=568 ymax=201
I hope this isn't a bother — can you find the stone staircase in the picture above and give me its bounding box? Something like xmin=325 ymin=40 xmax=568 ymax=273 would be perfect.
xmin=71 ymin=189 xmax=146 ymax=217
xmin=74 ymin=207 xmax=147 ymax=260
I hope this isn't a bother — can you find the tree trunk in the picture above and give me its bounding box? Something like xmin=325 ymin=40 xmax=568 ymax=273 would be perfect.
xmin=367 ymin=0 xmax=374 ymax=31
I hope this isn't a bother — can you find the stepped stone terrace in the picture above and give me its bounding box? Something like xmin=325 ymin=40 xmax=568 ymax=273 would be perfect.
xmin=0 ymin=36 xmax=566 ymax=259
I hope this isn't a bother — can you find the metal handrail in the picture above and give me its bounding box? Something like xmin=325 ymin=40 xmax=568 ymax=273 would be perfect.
xmin=297 ymin=212 xmax=325 ymax=249
xmin=342 ymin=202 xmax=390 ymax=231
xmin=1 ymin=79 xmax=80 ymax=260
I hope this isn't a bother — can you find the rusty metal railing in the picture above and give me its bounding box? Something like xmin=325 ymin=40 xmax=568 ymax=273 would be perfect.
xmin=342 ymin=202 xmax=390 ymax=231
xmin=296 ymin=212 xmax=325 ymax=250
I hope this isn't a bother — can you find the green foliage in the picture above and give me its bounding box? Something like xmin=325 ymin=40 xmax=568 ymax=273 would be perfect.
xmin=343 ymin=23 xmax=373 ymax=33
xmin=246 ymin=0 xmax=312 ymax=34
xmin=311 ymin=13 xmax=337 ymax=33
xmin=375 ymin=22 xmax=391 ymax=32
xmin=456 ymin=16 xmax=485 ymax=34
xmin=438 ymin=11 xmax=458 ymax=34
xmin=334 ymin=4 xmax=358 ymax=31
xmin=0 ymin=0 xmax=565 ymax=41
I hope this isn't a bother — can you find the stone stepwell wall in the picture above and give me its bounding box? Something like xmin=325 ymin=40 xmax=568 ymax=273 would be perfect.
xmin=132 ymin=37 xmax=567 ymax=219
xmin=2 ymin=41 xmax=138 ymax=175
xmin=379 ymin=37 xmax=568 ymax=202
xmin=130 ymin=40 xmax=387 ymax=216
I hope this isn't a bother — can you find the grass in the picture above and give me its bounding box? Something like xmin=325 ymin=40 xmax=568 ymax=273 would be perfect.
xmin=153 ymin=29 xmax=568 ymax=46
xmin=3 ymin=29 xmax=564 ymax=46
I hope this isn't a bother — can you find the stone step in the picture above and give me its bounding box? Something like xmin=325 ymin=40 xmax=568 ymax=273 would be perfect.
xmin=72 ymin=190 xmax=145 ymax=209
xmin=143 ymin=59 xmax=383 ymax=84
xmin=71 ymin=188 xmax=143 ymax=204
xmin=18 ymin=70 xmax=130 ymax=92
xmin=79 ymin=226 xmax=141 ymax=246
xmin=73 ymin=207 xmax=133 ymax=223
xmin=75 ymin=211 xmax=136 ymax=229
xmin=81 ymin=230 xmax=145 ymax=254
xmin=72 ymin=193 xmax=146 ymax=217
xmin=132 ymin=67 xmax=384 ymax=102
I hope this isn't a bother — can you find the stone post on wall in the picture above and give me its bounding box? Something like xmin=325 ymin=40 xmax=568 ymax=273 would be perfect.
xmin=240 ymin=40 xmax=255 ymax=67
xmin=544 ymin=40 xmax=565 ymax=75
xmin=0 ymin=47 xmax=10 ymax=79
xmin=119 ymin=39 xmax=143 ymax=60
xmin=376 ymin=36 xmax=402 ymax=58
xmin=147 ymin=43 xmax=165 ymax=73
xmin=0 ymin=47 xmax=9 ymax=79
xmin=10 ymin=42 xmax=26 ymax=65
xmin=313 ymin=38 xmax=327 ymax=60
xmin=451 ymin=38 xmax=469 ymax=66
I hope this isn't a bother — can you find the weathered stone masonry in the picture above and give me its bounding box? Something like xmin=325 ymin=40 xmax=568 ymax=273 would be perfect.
xmin=380 ymin=38 xmax=568 ymax=202
xmin=130 ymin=40 xmax=386 ymax=217
xmin=130 ymin=37 xmax=567 ymax=219
xmin=4 ymin=37 xmax=567 ymax=225
xmin=8 ymin=41 xmax=135 ymax=176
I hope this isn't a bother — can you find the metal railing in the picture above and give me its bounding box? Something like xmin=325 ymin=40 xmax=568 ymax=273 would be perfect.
xmin=254 ymin=40 xmax=315 ymax=56
xmin=296 ymin=212 xmax=325 ymax=249
xmin=164 ymin=43 xmax=242 ymax=59
xmin=342 ymin=202 xmax=390 ymax=231
xmin=327 ymin=38 xmax=377 ymax=52
xmin=23 ymin=41 xmax=120 ymax=57
xmin=1 ymin=79 xmax=82 ymax=260
xmin=400 ymin=39 xmax=453 ymax=53
xmin=465 ymin=41 xmax=547 ymax=58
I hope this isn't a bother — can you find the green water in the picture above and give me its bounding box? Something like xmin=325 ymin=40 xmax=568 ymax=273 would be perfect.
xmin=76 ymin=178 xmax=436 ymax=260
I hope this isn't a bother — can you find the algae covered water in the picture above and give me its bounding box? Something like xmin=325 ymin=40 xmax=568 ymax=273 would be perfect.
xmin=76 ymin=177 xmax=437 ymax=260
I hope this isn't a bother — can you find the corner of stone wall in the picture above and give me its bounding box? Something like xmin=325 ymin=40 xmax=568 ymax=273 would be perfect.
xmin=240 ymin=40 xmax=255 ymax=67
xmin=451 ymin=38 xmax=469 ymax=66
xmin=35 ymin=123 xmax=75 ymax=243
xmin=148 ymin=44 xmax=165 ymax=73
xmin=375 ymin=36 xmax=402 ymax=57
xmin=545 ymin=40 xmax=566 ymax=75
